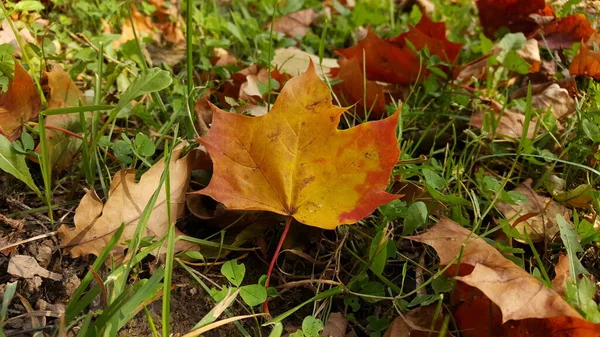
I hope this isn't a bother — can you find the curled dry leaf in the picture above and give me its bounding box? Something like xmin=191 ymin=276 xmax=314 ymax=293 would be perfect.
xmin=407 ymin=218 xmax=600 ymax=336
xmin=267 ymin=9 xmax=315 ymax=38
xmin=58 ymin=144 xmax=199 ymax=259
xmin=470 ymin=107 xmax=538 ymax=140
xmin=384 ymin=305 xmax=452 ymax=337
xmin=569 ymin=43 xmax=600 ymax=79
xmin=531 ymin=83 xmax=575 ymax=119
xmin=272 ymin=47 xmax=338 ymax=78
xmin=496 ymin=179 xmax=571 ymax=243
xmin=195 ymin=63 xmax=400 ymax=230
xmin=0 ymin=60 xmax=42 ymax=142
xmin=406 ymin=217 xmax=600 ymax=336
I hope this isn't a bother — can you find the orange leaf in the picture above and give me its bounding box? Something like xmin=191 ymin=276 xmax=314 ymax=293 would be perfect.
xmin=336 ymin=29 xmax=420 ymax=84
xmin=331 ymin=55 xmax=387 ymax=118
xmin=541 ymin=14 xmax=596 ymax=49
xmin=34 ymin=66 xmax=85 ymax=171
xmin=569 ymin=43 xmax=600 ymax=79
xmin=476 ymin=0 xmax=547 ymax=38
xmin=0 ymin=60 xmax=41 ymax=142
xmin=197 ymin=63 xmax=400 ymax=229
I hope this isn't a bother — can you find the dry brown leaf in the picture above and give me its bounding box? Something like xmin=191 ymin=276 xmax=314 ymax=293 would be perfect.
xmin=406 ymin=217 xmax=582 ymax=323
xmin=8 ymin=255 xmax=62 ymax=281
xmin=496 ymin=179 xmax=571 ymax=243
xmin=0 ymin=60 xmax=42 ymax=141
xmin=0 ymin=21 xmax=35 ymax=57
xmin=470 ymin=109 xmax=538 ymax=139
xmin=272 ymin=47 xmax=338 ymax=78
xmin=322 ymin=312 xmax=348 ymax=337
xmin=552 ymin=253 xmax=571 ymax=297
xmin=384 ymin=305 xmax=452 ymax=337
xmin=531 ymin=83 xmax=575 ymax=119
xmin=268 ymin=9 xmax=315 ymax=38
xmin=58 ymin=144 xmax=199 ymax=259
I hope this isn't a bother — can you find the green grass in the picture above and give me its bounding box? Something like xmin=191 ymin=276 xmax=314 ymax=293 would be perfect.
xmin=0 ymin=0 xmax=600 ymax=336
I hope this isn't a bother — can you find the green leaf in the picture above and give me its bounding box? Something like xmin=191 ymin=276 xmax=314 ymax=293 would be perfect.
xmin=118 ymin=68 xmax=172 ymax=108
xmin=221 ymin=259 xmax=246 ymax=287
xmin=497 ymin=33 xmax=527 ymax=53
xmin=360 ymin=281 xmax=385 ymax=303
xmin=556 ymin=214 xmax=589 ymax=278
xmin=21 ymin=132 xmax=34 ymax=151
xmin=240 ymin=284 xmax=267 ymax=307
xmin=380 ymin=199 xmax=407 ymax=221
xmin=12 ymin=1 xmax=45 ymax=12
xmin=423 ymin=169 xmax=445 ymax=189
xmin=369 ymin=230 xmax=388 ymax=276
xmin=269 ymin=323 xmax=284 ymax=337
xmin=134 ymin=133 xmax=155 ymax=157
xmin=301 ymin=316 xmax=324 ymax=337
xmin=0 ymin=134 xmax=41 ymax=196
xmin=582 ymin=119 xmax=600 ymax=143
xmin=501 ymin=51 xmax=531 ymax=74
xmin=403 ymin=202 xmax=428 ymax=235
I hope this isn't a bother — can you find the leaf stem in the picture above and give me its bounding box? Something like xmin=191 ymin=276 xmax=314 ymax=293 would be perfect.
xmin=263 ymin=216 xmax=293 ymax=315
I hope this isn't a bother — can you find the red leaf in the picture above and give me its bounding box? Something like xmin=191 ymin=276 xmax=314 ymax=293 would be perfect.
xmin=476 ymin=0 xmax=548 ymax=38
xmin=541 ymin=14 xmax=596 ymax=49
xmin=569 ymin=43 xmax=600 ymax=79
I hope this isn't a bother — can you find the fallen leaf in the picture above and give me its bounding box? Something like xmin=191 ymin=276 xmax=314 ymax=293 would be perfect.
xmin=272 ymin=47 xmax=338 ymax=78
xmin=569 ymin=43 xmax=600 ymax=79
xmin=211 ymin=48 xmax=239 ymax=67
xmin=0 ymin=60 xmax=42 ymax=141
xmin=58 ymin=144 xmax=199 ymax=259
xmin=330 ymin=55 xmax=388 ymax=118
xmin=470 ymin=108 xmax=538 ymax=140
xmin=531 ymin=83 xmax=575 ymax=119
xmin=33 ymin=66 xmax=85 ymax=171
xmin=8 ymin=255 xmax=62 ymax=281
xmin=476 ymin=0 xmax=548 ymax=38
xmin=496 ymin=178 xmax=571 ymax=242
xmin=113 ymin=6 xmax=156 ymax=49
xmin=406 ymin=217 xmax=600 ymax=336
xmin=388 ymin=12 xmax=462 ymax=64
xmin=384 ymin=305 xmax=452 ymax=337
xmin=267 ymin=9 xmax=315 ymax=38
xmin=552 ymin=253 xmax=571 ymax=297
xmin=540 ymin=14 xmax=596 ymax=49
xmin=0 ymin=20 xmax=35 ymax=57
xmin=196 ymin=63 xmax=400 ymax=230
xmin=322 ymin=312 xmax=348 ymax=337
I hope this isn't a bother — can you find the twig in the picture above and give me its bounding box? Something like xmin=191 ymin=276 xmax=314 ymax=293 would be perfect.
xmin=0 ymin=232 xmax=57 ymax=251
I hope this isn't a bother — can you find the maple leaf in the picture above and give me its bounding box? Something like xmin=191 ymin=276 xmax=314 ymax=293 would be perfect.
xmin=569 ymin=43 xmax=600 ymax=79
xmin=33 ymin=66 xmax=85 ymax=171
xmin=388 ymin=12 xmax=462 ymax=64
xmin=330 ymin=55 xmax=387 ymax=117
xmin=406 ymin=217 xmax=600 ymax=336
xmin=196 ymin=63 xmax=400 ymax=230
xmin=0 ymin=60 xmax=41 ymax=142
xmin=58 ymin=144 xmax=199 ymax=259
